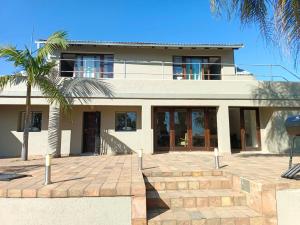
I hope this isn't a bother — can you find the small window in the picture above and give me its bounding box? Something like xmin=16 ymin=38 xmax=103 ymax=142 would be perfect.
xmin=19 ymin=112 xmax=42 ymax=132
xmin=115 ymin=112 xmax=137 ymax=131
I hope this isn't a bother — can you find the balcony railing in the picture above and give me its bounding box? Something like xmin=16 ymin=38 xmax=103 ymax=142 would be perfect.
xmin=59 ymin=59 xmax=300 ymax=82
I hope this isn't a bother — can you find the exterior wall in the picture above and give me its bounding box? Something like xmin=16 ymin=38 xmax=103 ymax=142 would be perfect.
xmin=1 ymin=101 xmax=300 ymax=157
xmin=0 ymin=197 xmax=131 ymax=225
xmin=0 ymin=105 xmax=49 ymax=157
xmin=58 ymin=45 xmax=236 ymax=80
xmin=277 ymin=189 xmax=300 ymax=225
xmin=260 ymin=107 xmax=300 ymax=153
xmin=61 ymin=105 xmax=142 ymax=155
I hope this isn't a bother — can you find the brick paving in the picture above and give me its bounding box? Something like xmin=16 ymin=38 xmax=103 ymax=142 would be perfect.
xmin=0 ymin=152 xmax=300 ymax=225
xmin=142 ymin=152 xmax=300 ymax=188
xmin=0 ymin=155 xmax=145 ymax=198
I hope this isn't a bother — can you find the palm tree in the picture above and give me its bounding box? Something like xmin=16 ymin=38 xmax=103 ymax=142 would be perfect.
xmin=0 ymin=31 xmax=70 ymax=160
xmin=210 ymin=0 xmax=300 ymax=66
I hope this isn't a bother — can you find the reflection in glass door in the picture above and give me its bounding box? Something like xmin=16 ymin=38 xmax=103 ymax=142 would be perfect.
xmin=191 ymin=110 xmax=205 ymax=147
xmin=156 ymin=112 xmax=170 ymax=148
xmin=185 ymin=57 xmax=202 ymax=80
xmin=174 ymin=110 xmax=188 ymax=148
xmin=244 ymin=110 xmax=259 ymax=148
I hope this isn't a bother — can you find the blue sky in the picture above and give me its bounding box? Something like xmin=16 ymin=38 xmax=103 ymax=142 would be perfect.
xmin=0 ymin=0 xmax=298 ymax=79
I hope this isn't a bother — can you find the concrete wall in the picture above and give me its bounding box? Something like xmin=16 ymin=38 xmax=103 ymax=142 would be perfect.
xmin=0 ymin=105 xmax=49 ymax=157
xmin=260 ymin=108 xmax=300 ymax=153
xmin=0 ymin=197 xmax=131 ymax=225
xmin=277 ymin=189 xmax=300 ymax=225
xmin=59 ymin=45 xmax=236 ymax=80
xmin=61 ymin=105 xmax=142 ymax=155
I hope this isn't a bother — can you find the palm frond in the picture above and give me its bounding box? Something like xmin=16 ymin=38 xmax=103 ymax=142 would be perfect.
xmin=33 ymin=75 xmax=71 ymax=113
xmin=0 ymin=73 xmax=26 ymax=90
xmin=0 ymin=46 xmax=25 ymax=67
xmin=37 ymin=31 xmax=68 ymax=60
xmin=210 ymin=0 xmax=300 ymax=66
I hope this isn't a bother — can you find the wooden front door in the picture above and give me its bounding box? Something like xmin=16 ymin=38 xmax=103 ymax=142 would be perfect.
xmin=83 ymin=112 xmax=101 ymax=153
xmin=154 ymin=107 xmax=217 ymax=152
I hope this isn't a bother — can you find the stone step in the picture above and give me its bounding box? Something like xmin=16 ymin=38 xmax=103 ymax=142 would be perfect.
xmin=144 ymin=176 xmax=232 ymax=191
xmin=147 ymin=206 xmax=262 ymax=225
xmin=146 ymin=189 xmax=246 ymax=209
xmin=143 ymin=170 xmax=224 ymax=178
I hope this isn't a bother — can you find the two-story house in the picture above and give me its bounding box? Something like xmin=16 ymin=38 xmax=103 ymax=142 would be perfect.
xmin=0 ymin=40 xmax=299 ymax=157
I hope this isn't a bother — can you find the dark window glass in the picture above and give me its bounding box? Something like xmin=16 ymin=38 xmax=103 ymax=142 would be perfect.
xmin=19 ymin=112 xmax=42 ymax=132
xmin=60 ymin=54 xmax=76 ymax=77
xmin=208 ymin=57 xmax=221 ymax=80
xmin=115 ymin=112 xmax=137 ymax=131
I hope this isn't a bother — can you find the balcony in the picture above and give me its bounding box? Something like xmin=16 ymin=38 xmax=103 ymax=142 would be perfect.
xmin=59 ymin=58 xmax=300 ymax=82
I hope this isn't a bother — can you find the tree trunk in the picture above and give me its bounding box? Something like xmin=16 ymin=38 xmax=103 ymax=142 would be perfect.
xmin=21 ymin=83 xmax=31 ymax=161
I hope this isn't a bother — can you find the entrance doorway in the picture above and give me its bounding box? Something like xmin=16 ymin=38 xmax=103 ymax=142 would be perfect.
xmin=229 ymin=108 xmax=261 ymax=152
xmin=154 ymin=107 xmax=218 ymax=152
xmin=82 ymin=112 xmax=101 ymax=154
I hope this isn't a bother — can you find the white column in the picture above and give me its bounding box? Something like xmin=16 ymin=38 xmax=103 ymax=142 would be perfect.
xmin=48 ymin=104 xmax=61 ymax=157
xmin=217 ymin=104 xmax=231 ymax=154
xmin=141 ymin=104 xmax=153 ymax=154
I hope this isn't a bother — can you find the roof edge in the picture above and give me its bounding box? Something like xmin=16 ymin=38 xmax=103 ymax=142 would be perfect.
xmin=35 ymin=40 xmax=244 ymax=49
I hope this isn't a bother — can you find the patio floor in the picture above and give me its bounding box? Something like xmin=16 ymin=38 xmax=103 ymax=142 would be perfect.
xmin=0 ymin=152 xmax=299 ymax=198
xmin=142 ymin=152 xmax=300 ymax=188
xmin=0 ymin=155 xmax=145 ymax=198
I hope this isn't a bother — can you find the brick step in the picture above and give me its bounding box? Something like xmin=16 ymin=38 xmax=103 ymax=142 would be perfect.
xmin=143 ymin=170 xmax=224 ymax=178
xmin=144 ymin=176 xmax=232 ymax=191
xmin=147 ymin=206 xmax=262 ymax=225
xmin=146 ymin=189 xmax=246 ymax=209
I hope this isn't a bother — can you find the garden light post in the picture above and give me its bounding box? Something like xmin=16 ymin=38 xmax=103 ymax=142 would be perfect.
xmin=138 ymin=149 xmax=143 ymax=171
xmin=44 ymin=154 xmax=52 ymax=185
xmin=214 ymin=148 xmax=220 ymax=169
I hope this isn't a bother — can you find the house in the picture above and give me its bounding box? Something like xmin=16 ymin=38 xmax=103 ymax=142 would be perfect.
xmin=0 ymin=40 xmax=299 ymax=157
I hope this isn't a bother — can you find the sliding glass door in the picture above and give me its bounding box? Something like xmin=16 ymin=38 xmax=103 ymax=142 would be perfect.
xmin=240 ymin=108 xmax=261 ymax=150
xmin=154 ymin=107 xmax=218 ymax=151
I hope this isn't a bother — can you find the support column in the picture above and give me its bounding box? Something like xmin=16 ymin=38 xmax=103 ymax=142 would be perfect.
xmin=217 ymin=104 xmax=231 ymax=154
xmin=48 ymin=104 xmax=62 ymax=157
xmin=141 ymin=104 xmax=153 ymax=154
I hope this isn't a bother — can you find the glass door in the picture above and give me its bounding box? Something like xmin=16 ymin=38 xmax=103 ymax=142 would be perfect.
xmin=174 ymin=110 xmax=188 ymax=149
xmin=191 ymin=110 xmax=205 ymax=148
xmin=155 ymin=111 xmax=170 ymax=150
xmin=185 ymin=57 xmax=202 ymax=80
xmin=241 ymin=108 xmax=261 ymax=150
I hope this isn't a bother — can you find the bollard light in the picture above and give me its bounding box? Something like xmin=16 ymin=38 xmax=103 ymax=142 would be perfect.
xmin=44 ymin=154 xmax=52 ymax=185
xmin=138 ymin=149 xmax=143 ymax=171
xmin=214 ymin=148 xmax=220 ymax=169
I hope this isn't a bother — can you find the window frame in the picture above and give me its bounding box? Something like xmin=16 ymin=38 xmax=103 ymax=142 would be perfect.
xmin=18 ymin=111 xmax=43 ymax=132
xmin=60 ymin=53 xmax=114 ymax=78
xmin=115 ymin=111 xmax=137 ymax=132
xmin=172 ymin=56 xmax=222 ymax=80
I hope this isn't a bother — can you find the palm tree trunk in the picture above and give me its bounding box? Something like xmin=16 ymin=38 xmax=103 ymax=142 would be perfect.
xmin=21 ymin=83 xmax=31 ymax=161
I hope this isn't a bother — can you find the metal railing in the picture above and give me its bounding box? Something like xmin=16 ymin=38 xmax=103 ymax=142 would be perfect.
xmin=58 ymin=59 xmax=300 ymax=82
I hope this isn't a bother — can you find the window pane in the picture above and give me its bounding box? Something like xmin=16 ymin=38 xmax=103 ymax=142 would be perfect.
xmin=173 ymin=56 xmax=183 ymax=80
xmin=115 ymin=113 xmax=126 ymax=131
xmin=60 ymin=54 xmax=75 ymax=77
xmin=19 ymin=112 xmax=42 ymax=132
xmin=115 ymin=112 xmax=137 ymax=131
xmin=31 ymin=112 xmax=42 ymax=131
xmin=209 ymin=57 xmax=221 ymax=80
xmin=156 ymin=112 xmax=170 ymax=147
xmin=126 ymin=112 xmax=137 ymax=131
xmin=192 ymin=110 xmax=205 ymax=147
xmin=208 ymin=108 xmax=218 ymax=147
xmin=103 ymin=55 xmax=114 ymax=78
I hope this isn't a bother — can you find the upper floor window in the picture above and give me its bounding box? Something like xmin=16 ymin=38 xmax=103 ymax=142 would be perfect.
xmin=60 ymin=54 xmax=114 ymax=78
xmin=173 ymin=56 xmax=221 ymax=80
